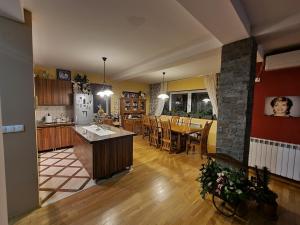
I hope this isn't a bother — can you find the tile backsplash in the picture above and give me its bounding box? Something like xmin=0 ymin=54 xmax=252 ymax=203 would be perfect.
xmin=35 ymin=106 xmax=73 ymax=122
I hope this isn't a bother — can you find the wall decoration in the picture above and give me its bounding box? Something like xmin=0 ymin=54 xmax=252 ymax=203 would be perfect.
xmin=72 ymin=74 xmax=90 ymax=94
xmin=264 ymin=96 xmax=300 ymax=117
xmin=56 ymin=69 xmax=71 ymax=81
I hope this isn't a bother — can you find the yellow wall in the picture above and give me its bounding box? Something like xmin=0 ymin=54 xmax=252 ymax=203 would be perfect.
xmin=167 ymin=76 xmax=206 ymax=92
xmin=34 ymin=65 xmax=150 ymax=114
xmin=162 ymin=76 xmax=217 ymax=152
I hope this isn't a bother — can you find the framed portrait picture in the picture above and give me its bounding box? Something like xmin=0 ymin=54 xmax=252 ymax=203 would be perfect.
xmin=264 ymin=96 xmax=300 ymax=117
xmin=56 ymin=69 xmax=71 ymax=81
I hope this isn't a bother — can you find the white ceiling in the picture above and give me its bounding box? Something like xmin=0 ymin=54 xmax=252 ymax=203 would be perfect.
xmin=241 ymin=0 xmax=300 ymax=53
xmin=7 ymin=0 xmax=299 ymax=83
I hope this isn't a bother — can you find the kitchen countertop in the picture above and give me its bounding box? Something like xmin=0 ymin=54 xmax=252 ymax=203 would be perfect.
xmin=74 ymin=124 xmax=134 ymax=143
xmin=36 ymin=122 xmax=75 ymax=128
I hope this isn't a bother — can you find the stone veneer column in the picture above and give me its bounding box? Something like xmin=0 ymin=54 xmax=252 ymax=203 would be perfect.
xmin=216 ymin=37 xmax=257 ymax=165
xmin=149 ymin=83 xmax=161 ymax=115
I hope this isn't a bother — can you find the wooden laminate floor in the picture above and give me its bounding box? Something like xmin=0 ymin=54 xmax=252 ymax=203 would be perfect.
xmin=15 ymin=136 xmax=300 ymax=225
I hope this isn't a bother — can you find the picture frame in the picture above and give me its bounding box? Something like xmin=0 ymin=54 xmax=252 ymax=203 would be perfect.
xmin=56 ymin=69 xmax=71 ymax=81
xmin=264 ymin=96 xmax=300 ymax=117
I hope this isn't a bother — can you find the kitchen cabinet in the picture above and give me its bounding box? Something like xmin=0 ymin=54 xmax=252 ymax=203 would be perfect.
xmin=60 ymin=126 xmax=74 ymax=147
xmin=37 ymin=125 xmax=74 ymax=152
xmin=37 ymin=127 xmax=56 ymax=151
xmin=122 ymin=118 xmax=142 ymax=135
xmin=120 ymin=97 xmax=146 ymax=115
xmin=35 ymin=78 xmax=73 ymax=106
xmin=120 ymin=95 xmax=146 ymax=130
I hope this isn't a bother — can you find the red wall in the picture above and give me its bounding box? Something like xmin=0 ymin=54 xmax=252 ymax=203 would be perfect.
xmin=251 ymin=65 xmax=300 ymax=144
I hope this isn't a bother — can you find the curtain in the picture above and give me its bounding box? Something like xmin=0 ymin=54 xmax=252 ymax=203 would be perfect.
xmin=154 ymin=81 xmax=168 ymax=116
xmin=203 ymin=74 xmax=218 ymax=118
xmin=149 ymin=82 xmax=167 ymax=116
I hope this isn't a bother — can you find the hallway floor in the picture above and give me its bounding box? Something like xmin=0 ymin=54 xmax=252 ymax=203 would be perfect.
xmin=17 ymin=136 xmax=300 ymax=225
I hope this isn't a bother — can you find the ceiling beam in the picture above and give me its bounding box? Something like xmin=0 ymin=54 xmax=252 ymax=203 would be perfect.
xmin=112 ymin=38 xmax=221 ymax=81
xmin=176 ymin=0 xmax=250 ymax=45
xmin=0 ymin=0 xmax=24 ymax=22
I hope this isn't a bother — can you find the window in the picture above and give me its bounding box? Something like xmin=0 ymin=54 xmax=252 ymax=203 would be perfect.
xmin=191 ymin=92 xmax=212 ymax=114
xmin=171 ymin=93 xmax=188 ymax=112
xmin=90 ymin=83 xmax=111 ymax=114
xmin=163 ymin=90 xmax=212 ymax=117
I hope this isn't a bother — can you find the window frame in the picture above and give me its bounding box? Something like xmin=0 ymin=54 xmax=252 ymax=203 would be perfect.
xmin=168 ymin=89 xmax=208 ymax=113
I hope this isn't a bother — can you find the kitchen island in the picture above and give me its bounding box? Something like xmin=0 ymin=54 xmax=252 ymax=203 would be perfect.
xmin=73 ymin=125 xmax=134 ymax=180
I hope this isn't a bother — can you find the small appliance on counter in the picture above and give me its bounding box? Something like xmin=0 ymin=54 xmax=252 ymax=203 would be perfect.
xmin=45 ymin=113 xmax=53 ymax=123
xmin=74 ymin=93 xmax=94 ymax=125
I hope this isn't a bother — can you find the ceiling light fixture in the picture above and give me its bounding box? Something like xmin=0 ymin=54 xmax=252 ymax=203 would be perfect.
xmin=97 ymin=57 xmax=114 ymax=97
xmin=202 ymin=98 xmax=211 ymax=103
xmin=158 ymin=72 xmax=169 ymax=100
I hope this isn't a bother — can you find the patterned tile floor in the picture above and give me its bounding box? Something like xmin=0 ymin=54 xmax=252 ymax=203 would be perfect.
xmin=38 ymin=148 xmax=96 ymax=206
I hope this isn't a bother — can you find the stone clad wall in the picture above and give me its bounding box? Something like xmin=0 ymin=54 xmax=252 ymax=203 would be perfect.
xmin=216 ymin=38 xmax=257 ymax=164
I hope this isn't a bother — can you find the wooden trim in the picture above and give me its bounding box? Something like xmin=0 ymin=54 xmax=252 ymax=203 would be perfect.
xmin=23 ymin=9 xmax=32 ymax=27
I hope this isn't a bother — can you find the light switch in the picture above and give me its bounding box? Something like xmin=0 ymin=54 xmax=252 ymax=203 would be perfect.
xmin=1 ymin=125 xmax=25 ymax=134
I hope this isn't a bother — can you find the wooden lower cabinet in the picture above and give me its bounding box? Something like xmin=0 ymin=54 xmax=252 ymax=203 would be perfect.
xmin=60 ymin=126 xmax=74 ymax=147
xmin=123 ymin=118 xmax=142 ymax=135
xmin=37 ymin=127 xmax=56 ymax=151
xmin=37 ymin=126 xmax=74 ymax=152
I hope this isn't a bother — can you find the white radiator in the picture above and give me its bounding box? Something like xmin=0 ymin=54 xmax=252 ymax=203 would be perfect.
xmin=249 ymin=138 xmax=300 ymax=181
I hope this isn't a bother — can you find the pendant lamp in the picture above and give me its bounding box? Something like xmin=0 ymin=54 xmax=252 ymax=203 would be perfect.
xmin=157 ymin=72 xmax=169 ymax=100
xmin=97 ymin=57 xmax=114 ymax=97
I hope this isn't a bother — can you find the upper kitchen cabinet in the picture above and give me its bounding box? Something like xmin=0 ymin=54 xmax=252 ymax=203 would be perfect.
xmin=35 ymin=78 xmax=73 ymax=106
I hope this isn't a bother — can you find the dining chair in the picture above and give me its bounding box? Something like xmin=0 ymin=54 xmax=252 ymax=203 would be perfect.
xmin=170 ymin=116 xmax=180 ymax=125
xmin=149 ymin=116 xmax=160 ymax=148
xmin=180 ymin=117 xmax=191 ymax=127
xmin=142 ymin=115 xmax=150 ymax=139
xmin=186 ymin=121 xmax=213 ymax=158
xmin=160 ymin=119 xmax=176 ymax=153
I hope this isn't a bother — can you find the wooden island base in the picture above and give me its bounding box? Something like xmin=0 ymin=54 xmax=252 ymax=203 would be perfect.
xmin=73 ymin=126 xmax=134 ymax=180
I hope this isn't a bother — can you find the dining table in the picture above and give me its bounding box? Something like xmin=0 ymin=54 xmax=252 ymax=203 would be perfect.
xmin=170 ymin=123 xmax=203 ymax=153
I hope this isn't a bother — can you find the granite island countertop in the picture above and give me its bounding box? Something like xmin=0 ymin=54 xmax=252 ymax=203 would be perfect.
xmin=73 ymin=124 xmax=134 ymax=144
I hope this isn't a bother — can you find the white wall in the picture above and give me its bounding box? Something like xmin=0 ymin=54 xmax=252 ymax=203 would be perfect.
xmin=0 ymin=12 xmax=39 ymax=219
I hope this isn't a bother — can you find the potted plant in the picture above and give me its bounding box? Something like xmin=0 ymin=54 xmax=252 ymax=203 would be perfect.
xmin=73 ymin=74 xmax=90 ymax=94
xmin=199 ymin=159 xmax=251 ymax=217
xmin=198 ymin=159 xmax=278 ymax=219
xmin=199 ymin=159 xmax=221 ymax=199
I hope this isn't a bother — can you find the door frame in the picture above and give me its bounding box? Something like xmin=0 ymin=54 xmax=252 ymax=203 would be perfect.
xmin=0 ymin=97 xmax=8 ymax=225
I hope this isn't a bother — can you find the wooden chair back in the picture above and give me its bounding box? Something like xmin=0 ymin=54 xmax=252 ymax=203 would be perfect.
xmin=149 ymin=117 xmax=160 ymax=148
xmin=142 ymin=115 xmax=150 ymax=139
xmin=142 ymin=115 xmax=150 ymax=125
xmin=170 ymin=116 xmax=180 ymax=125
xmin=181 ymin=117 xmax=191 ymax=127
xmin=199 ymin=121 xmax=213 ymax=157
xmin=160 ymin=120 xmax=172 ymax=152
